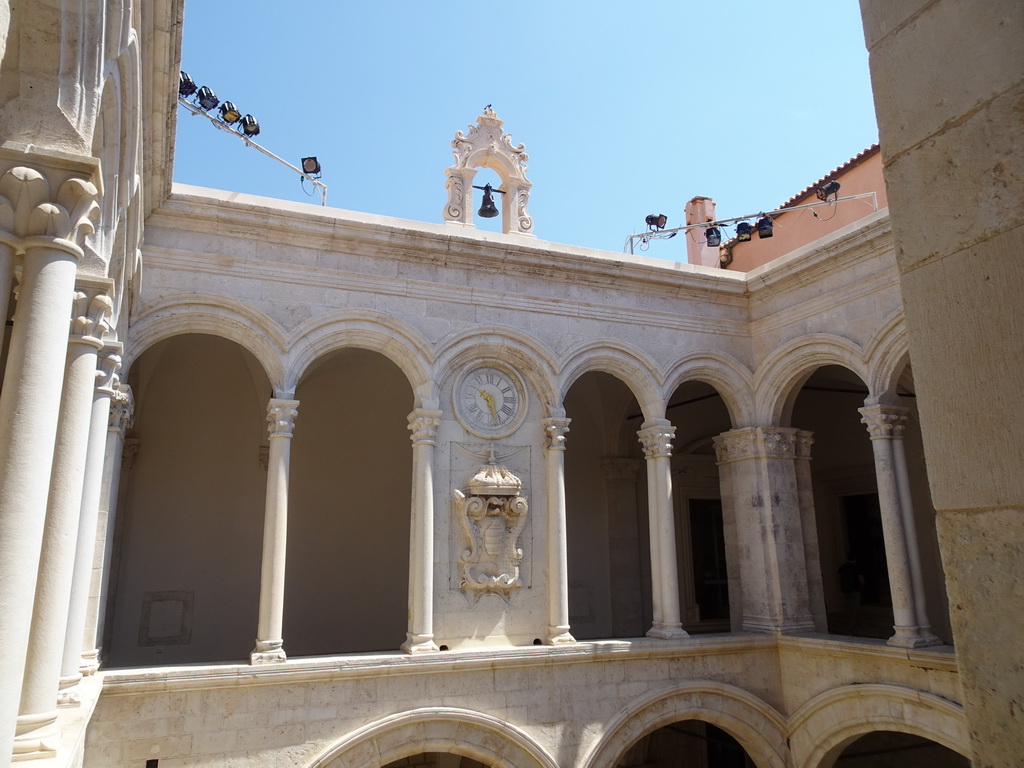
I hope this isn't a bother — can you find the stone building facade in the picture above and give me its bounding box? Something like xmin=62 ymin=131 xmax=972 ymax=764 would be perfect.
xmin=0 ymin=1 xmax=1019 ymax=766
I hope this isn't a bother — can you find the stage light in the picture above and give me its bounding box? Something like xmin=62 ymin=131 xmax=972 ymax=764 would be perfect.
xmin=218 ymin=102 xmax=241 ymax=124
xmin=239 ymin=114 xmax=260 ymax=137
xmin=705 ymin=226 xmax=722 ymax=247
xmin=756 ymin=216 xmax=774 ymax=238
xmin=179 ymin=71 xmax=198 ymax=98
xmin=816 ymin=180 xmax=841 ymax=202
xmin=645 ymin=214 xmax=667 ymax=231
xmin=735 ymin=222 xmax=753 ymax=242
xmin=195 ymin=86 xmax=219 ymax=111
xmin=301 ymin=157 xmax=322 ymax=177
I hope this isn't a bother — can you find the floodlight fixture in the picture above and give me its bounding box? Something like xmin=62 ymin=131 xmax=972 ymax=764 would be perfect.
xmin=705 ymin=226 xmax=722 ymax=247
xmin=756 ymin=216 xmax=774 ymax=238
xmin=195 ymin=86 xmax=219 ymax=111
xmin=301 ymin=157 xmax=322 ymax=177
xmin=646 ymin=213 xmax=668 ymax=231
xmin=179 ymin=71 xmax=198 ymax=98
xmin=239 ymin=114 xmax=260 ymax=137
xmin=218 ymin=102 xmax=241 ymax=125
xmin=816 ymin=180 xmax=841 ymax=202
xmin=735 ymin=222 xmax=753 ymax=242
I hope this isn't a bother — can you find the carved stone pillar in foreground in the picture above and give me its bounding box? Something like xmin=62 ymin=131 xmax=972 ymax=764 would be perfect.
xmin=17 ymin=281 xmax=112 ymax=759
xmin=859 ymin=405 xmax=940 ymax=648
xmin=402 ymin=409 xmax=442 ymax=654
xmin=638 ymin=420 xmax=686 ymax=639
xmin=251 ymin=399 xmax=299 ymax=664
xmin=713 ymin=427 xmax=815 ymax=634
xmin=0 ymin=162 xmax=98 ymax=764
xmin=543 ymin=417 xmax=575 ymax=645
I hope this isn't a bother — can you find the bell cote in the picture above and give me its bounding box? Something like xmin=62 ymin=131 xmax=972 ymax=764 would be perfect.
xmin=443 ymin=107 xmax=534 ymax=237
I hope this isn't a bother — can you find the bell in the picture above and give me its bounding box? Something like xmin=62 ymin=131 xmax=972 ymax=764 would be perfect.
xmin=477 ymin=185 xmax=499 ymax=218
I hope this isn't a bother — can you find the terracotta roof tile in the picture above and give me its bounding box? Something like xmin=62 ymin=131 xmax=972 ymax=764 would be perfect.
xmin=779 ymin=144 xmax=880 ymax=209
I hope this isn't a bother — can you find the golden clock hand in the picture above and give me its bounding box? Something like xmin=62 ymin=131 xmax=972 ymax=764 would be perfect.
xmin=479 ymin=389 xmax=499 ymax=424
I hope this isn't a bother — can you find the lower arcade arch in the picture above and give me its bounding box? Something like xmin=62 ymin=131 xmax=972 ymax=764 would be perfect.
xmin=381 ymin=755 xmax=489 ymax=768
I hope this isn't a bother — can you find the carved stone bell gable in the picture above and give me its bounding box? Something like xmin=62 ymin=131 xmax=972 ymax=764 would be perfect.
xmin=454 ymin=457 xmax=529 ymax=602
xmin=443 ymin=107 xmax=534 ymax=237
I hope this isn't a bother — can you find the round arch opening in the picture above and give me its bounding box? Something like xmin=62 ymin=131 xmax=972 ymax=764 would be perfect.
xmin=615 ymin=720 xmax=757 ymax=767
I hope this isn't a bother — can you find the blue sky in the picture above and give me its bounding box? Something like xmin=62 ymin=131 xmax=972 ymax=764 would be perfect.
xmin=174 ymin=1 xmax=878 ymax=258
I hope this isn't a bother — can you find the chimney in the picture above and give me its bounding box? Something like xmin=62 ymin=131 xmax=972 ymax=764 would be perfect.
xmin=684 ymin=196 xmax=719 ymax=267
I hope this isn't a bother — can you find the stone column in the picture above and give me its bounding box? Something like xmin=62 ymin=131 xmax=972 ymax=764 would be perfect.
xmin=402 ymin=409 xmax=442 ymax=654
xmin=0 ymin=240 xmax=12 ymax=327
xmin=794 ymin=431 xmax=828 ymax=632
xmin=251 ymin=399 xmax=300 ymax=664
xmin=859 ymin=405 xmax=940 ymax=648
xmin=543 ymin=417 xmax=575 ymax=645
xmin=0 ymin=164 xmax=98 ymax=763
xmin=602 ymin=458 xmax=645 ymax=637
xmin=713 ymin=428 xmax=815 ymax=634
xmin=638 ymin=420 xmax=686 ymax=639
xmin=81 ymin=384 xmax=133 ymax=674
xmin=16 ymin=282 xmax=112 ymax=760
xmin=58 ymin=344 xmax=120 ymax=701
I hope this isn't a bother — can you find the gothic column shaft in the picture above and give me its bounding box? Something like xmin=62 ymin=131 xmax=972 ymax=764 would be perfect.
xmin=402 ymin=409 xmax=442 ymax=653
xmin=638 ymin=421 xmax=685 ymax=639
xmin=58 ymin=346 xmax=119 ymax=694
xmin=251 ymin=399 xmax=299 ymax=664
xmin=543 ymin=418 xmax=575 ymax=644
xmin=17 ymin=285 xmax=112 ymax=759
xmin=860 ymin=405 xmax=938 ymax=648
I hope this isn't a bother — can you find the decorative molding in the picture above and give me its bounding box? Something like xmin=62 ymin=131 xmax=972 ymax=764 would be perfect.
xmin=859 ymin=404 xmax=908 ymax=439
xmin=0 ymin=165 xmax=100 ymax=258
xmin=638 ymin=422 xmax=675 ymax=460
xmin=408 ymin=409 xmax=442 ymax=446
xmin=795 ymin=429 xmax=814 ymax=460
xmin=454 ymin=457 xmax=528 ymax=602
xmin=108 ymin=385 xmax=134 ymax=435
xmin=68 ymin=284 xmax=113 ymax=346
xmin=95 ymin=347 xmax=122 ymax=396
xmin=542 ymin=417 xmax=570 ymax=451
xmin=713 ymin=427 xmax=801 ymax=464
xmin=266 ymin=399 xmax=299 ymax=439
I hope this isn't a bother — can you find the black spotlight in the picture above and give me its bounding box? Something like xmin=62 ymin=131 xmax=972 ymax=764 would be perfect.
xmin=218 ymin=101 xmax=241 ymax=125
xmin=735 ymin=222 xmax=753 ymax=242
xmin=179 ymin=71 xmax=198 ymax=98
xmin=239 ymin=114 xmax=260 ymax=137
xmin=756 ymin=216 xmax=774 ymax=239
xmin=195 ymin=86 xmax=219 ymax=111
xmin=301 ymin=157 xmax=322 ymax=177
xmin=473 ymin=183 xmax=502 ymax=218
xmin=816 ymin=180 xmax=841 ymax=202
xmin=645 ymin=213 xmax=668 ymax=231
xmin=705 ymin=226 xmax=722 ymax=247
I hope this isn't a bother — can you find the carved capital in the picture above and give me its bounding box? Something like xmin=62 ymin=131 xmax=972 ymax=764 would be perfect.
xmin=95 ymin=346 xmax=122 ymax=396
xmin=108 ymin=385 xmax=134 ymax=435
xmin=266 ymin=399 xmax=299 ymax=439
xmin=859 ymin=404 xmax=909 ymax=440
xmin=408 ymin=408 xmax=442 ymax=446
xmin=713 ymin=427 xmax=799 ymax=463
xmin=794 ymin=429 xmax=814 ymax=460
xmin=542 ymin=417 xmax=570 ymax=451
xmin=638 ymin=421 xmax=675 ymax=460
xmin=0 ymin=165 xmax=99 ymax=258
xmin=68 ymin=283 xmax=113 ymax=347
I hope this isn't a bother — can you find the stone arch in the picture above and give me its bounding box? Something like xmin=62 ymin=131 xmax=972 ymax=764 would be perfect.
xmin=663 ymin=350 xmax=755 ymax=428
xmin=753 ymin=334 xmax=869 ymax=426
xmin=435 ymin=326 xmax=559 ymax=417
xmin=788 ymin=683 xmax=971 ymax=768
xmin=864 ymin=309 xmax=911 ymax=403
xmin=580 ymin=681 xmax=789 ymax=768
xmin=559 ymin=341 xmax=664 ymax=424
xmin=309 ymin=707 xmax=558 ymax=768
xmin=285 ymin=309 xmax=434 ymax=405
xmin=125 ymin=294 xmax=286 ymax=390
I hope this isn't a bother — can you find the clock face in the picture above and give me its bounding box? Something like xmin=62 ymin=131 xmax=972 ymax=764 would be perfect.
xmin=454 ymin=364 xmax=526 ymax=438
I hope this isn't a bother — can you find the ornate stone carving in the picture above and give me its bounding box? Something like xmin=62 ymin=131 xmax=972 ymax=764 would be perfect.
xmin=859 ymin=404 xmax=909 ymax=439
xmin=443 ymin=107 xmax=534 ymax=236
xmin=266 ymin=399 xmax=299 ymax=439
xmin=795 ymin=430 xmax=815 ymax=460
xmin=408 ymin=409 xmax=442 ymax=446
xmin=95 ymin=347 xmax=122 ymax=397
xmin=0 ymin=166 xmax=100 ymax=257
xmin=454 ymin=455 xmax=528 ymax=602
xmin=108 ymin=385 xmax=134 ymax=435
xmin=713 ymin=427 xmax=799 ymax=463
xmin=638 ymin=423 xmax=675 ymax=460
xmin=68 ymin=286 xmax=113 ymax=346
xmin=542 ymin=417 xmax=570 ymax=451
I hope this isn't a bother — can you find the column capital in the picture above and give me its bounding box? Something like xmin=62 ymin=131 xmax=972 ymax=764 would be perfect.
xmin=638 ymin=421 xmax=675 ymax=460
xmin=107 ymin=385 xmax=134 ymax=435
xmin=0 ymin=163 xmax=100 ymax=259
xmin=407 ymin=408 xmax=442 ymax=445
xmin=95 ymin=345 xmax=122 ymax=397
xmin=859 ymin=404 xmax=909 ymax=439
xmin=68 ymin=280 xmax=113 ymax=349
xmin=267 ymin=399 xmax=299 ymax=439
xmin=712 ymin=427 xmax=800 ymax=464
xmin=542 ymin=417 xmax=571 ymax=451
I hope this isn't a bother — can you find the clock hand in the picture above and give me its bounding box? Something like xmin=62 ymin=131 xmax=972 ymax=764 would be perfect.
xmin=479 ymin=389 xmax=500 ymax=424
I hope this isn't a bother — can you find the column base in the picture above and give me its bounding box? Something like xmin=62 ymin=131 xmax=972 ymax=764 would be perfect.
xmin=401 ymin=633 xmax=440 ymax=654
xmin=742 ymin=615 xmax=817 ymax=635
xmin=887 ymin=627 xmax=944 ymax=649
xmin=250 ymin=639 xmax=287 ymax=665
xmin=546 ymin=627 xmax=576 ymax=645
xmin=57 ymin=673 xmax=83 ymax=707
xmin=79 ymin=648 xmax=100 ymax=676
xmin=647 ymin=623 xmax=688 ymax=640
xmin=13 ymin=710 xmax=59 ymax=761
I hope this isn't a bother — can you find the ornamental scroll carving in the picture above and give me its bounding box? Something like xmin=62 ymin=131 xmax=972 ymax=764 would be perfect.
xmin=0 ymin=166 xmax=100 ymax=256
xmin=442 ymin=107 xmax=534 ymax=236
xmin=454 ymin=455 xmax=528 ymax=602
